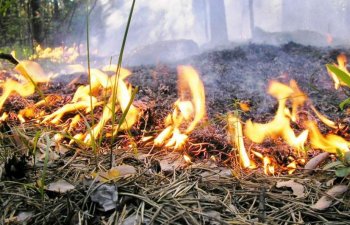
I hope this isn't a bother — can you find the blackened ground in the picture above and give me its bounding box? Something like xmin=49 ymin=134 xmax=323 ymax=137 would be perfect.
xmin=129 ymin=42 xmax=349 ymax=122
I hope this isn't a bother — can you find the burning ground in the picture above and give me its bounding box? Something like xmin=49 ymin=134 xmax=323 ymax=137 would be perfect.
xmin=1 ymin=43 xmax=350 ymax=224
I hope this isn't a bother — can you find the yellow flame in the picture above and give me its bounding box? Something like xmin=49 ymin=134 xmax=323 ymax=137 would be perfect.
xmin=305 ymin=121 xmax=349 ymax=154
xmin=30 ymin=45 xmax=79 ymax=63
xmin=228 ymin=114 xmax=255 ymax=169
xmin=310 ymin=105 xmax=342 ymax=129
xmin=0 ymin=61 xmax=49 ymax=111
xmin=0 ymin=112 xmax=8 ymax=121
xmin=84 ymin=68 xmax=139 ymax=144
xmin=244 ymin=80 xmax=308 ymax=152
xmin=263 ymin=156 xmax=275 ymax=175
xmin=183 ymin=154 xmax=192 ymax=163
xmin=328 ymin=54 xmax=349 ymax=89
xmin=154 ymin=66 xmax=205 ymax=149
xmin=287 ymin=161 xmax=297 ymax=174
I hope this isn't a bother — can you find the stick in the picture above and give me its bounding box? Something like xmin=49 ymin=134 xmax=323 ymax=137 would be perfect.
xmin=0 ymin=53 xmax=19 ymax=65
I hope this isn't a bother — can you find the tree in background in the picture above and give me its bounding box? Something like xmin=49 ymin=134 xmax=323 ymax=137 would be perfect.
xmin=206 ymin=0 xmax=228 ymax=45
xmin=31 ymin=0 xmax=43 ymax=45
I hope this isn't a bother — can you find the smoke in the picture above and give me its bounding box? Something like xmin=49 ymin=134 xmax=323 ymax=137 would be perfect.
xmin=87 ymin=0 xmax=350 ymax=65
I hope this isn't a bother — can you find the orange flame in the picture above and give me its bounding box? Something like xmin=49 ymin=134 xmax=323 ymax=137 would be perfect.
xmin=244 ymin=80 xmax=308 ymax=152
xmin=228 ymin=114 xmax=255 ymax=168
xmin=40 ymin=66 xmax=139 ymax=144
xmin=0 ymin=61 xmax=49 ymax=111
xmin=326 ymin=33 xmax=333 ymax=45
xmin=154 ymin=66 xmax=205 ymax=149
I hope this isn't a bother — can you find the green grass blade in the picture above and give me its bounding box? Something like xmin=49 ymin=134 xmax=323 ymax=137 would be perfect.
xmin=326 ymin=64 xmax=350 ymax=87
xmin=109 ymin=0 xmax=136 ymax=162
xmin=339 ymin=97 xmax=350 ymax=110
xmin=86 ymin=0 xmax=94 ymax=128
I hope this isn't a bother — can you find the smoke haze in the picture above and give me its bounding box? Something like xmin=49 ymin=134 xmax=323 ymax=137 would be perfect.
xmin=87 ymin=0 xmax=350 ymax=64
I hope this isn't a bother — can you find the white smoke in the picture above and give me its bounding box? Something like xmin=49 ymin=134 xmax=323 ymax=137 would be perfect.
xmin=90 ymin=0 xmax=350 ymax=61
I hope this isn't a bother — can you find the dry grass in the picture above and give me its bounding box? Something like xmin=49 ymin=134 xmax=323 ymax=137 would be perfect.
xmin=1 ymin=125 xmax=349 ymax=225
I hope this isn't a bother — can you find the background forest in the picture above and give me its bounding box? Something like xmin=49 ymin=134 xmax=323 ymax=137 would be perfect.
xmin=0 ymin=0 xmax=97 ymax=56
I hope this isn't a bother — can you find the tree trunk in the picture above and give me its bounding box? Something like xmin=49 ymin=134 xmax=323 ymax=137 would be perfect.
xmin=54 ymin=0 xmax=60 ymax=19
xmin=206 ymin=0 xmax=228 ymax=45
xmin=31 ymin=0 xmax=43 ymax=45
xmin=248 ymin=0 xmax=255 ymax=39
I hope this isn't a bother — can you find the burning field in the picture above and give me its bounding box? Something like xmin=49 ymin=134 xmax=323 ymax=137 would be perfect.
xmin=0 ymin=42 xmax=350 ymax=224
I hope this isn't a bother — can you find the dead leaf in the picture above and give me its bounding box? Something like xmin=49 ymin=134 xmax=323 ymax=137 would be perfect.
xmin=92 ymin=164 xmax=136 ymax=182
xmin=276 ymin=180 xmax=305 ymax=198
xmin=311 ymin=185 xmax=348 ymax=210
xmin=159 ymin=152 xmax=186 ymax=172
xmin=304 ymin=152 xmax=329 ymax=174
xmin=203 ymin=210 xmax=221 ymax=225
xmin=46 ymin=179 xmax=75 ymax=193
xmin=90 ymin=184 xmax=118 ymax=212
xmin=55 ymin=144 xmax=70 ymax=155
xmin=200 ymin=167 xmax=232 ymax=181
xmin=16 ymin=211 xmax=34 ymax=223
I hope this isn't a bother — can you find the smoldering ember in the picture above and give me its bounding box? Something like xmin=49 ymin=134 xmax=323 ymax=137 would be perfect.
xmin=1 ymin=1 xmax=350 ymax=225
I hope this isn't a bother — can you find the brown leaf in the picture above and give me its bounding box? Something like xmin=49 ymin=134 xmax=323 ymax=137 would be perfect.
xmin=304 ymin=152 xmax=330 ymax=174
xmin=311 ymin=185 xmax=348 ymax=210
xmin=46 ymin=179 xmax=75 ymax=193
xmin=92 ymin=165 xmax=137 ymax=182
xmin=276 ymin=179 xmax=305 ymax=198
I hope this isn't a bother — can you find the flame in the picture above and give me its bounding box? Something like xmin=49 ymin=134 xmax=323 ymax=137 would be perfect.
xmin=287 ymin=161 xmax=297 ymax=174
xmin=0 ymin=61 xmax=49 ymax=111
xmin=228 ymin=114 xmax=255 ymax=168
xmin=244 ymin=80 xmax=308 ymax=152
xmin=41 ymin=66 xmax=139 ymax=144
xmin=305 ymin=121 xmax=349 ymax=154
xmin=84 ymin=68 xmax=139 ymax=144
xmin=154 ymin=66 xmax=205 ymax=149
xmin=0 ymin=112 xmax=8 ymax=121
xmin=252 ymin=151 xmax=274 ymax=175
xmin=30 ymin=45 xmax=79 ymax=63
xmin=310 ymin=105 xmax=341 ymax=129
xmin=239 ymin=102 xmax=250 ymax=112
xmin=183 ymin=154 xmax=192 ymax=163
xmin=155 ymin=66 xmax=205 ymax=148
xmin=263 ymin=156 xmax=275 ymax=175
xmin=328 ymin=54 xmax=349 ymax=89
xmin=326 ymin=33 xmax=333 ymax=44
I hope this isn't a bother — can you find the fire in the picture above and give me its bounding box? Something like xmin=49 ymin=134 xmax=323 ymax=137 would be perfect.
xmin=228 ymin=114 xmax=255 ymax=169
xmin=40 ymin=66 xmax=139 ymax=144
xmin=1 ymin=46 xmax=349 ymax=176
xmin=154 ymin=66 xmax=205 ymax=149
xmin=0 ymin=112 xmax=8 ymax=121
xmin=310 ymin=105 xmax=341 ymax=129
xmin=183 ymin=154 xmax=192 ymax=163
xmin=252 ymin=151 xmax=275 ymax=175
xmin=0 ymin=60 xmax=49 ymax=111
xmin=84 ymin=68 xmax=139 ymax=144
xmin=30 ymin=45 xmax=79 ymax=63
xmin=263 ymin=156 xmax=275 ymax=175
xmin=244 ymin=80 xmax=308 ymax=152
xmin=326 ymin=33 xmax=333 ymax=45
xmin=305 ymin=121 xmax=349 ymax=154
xmin=327 ymin=54 xmax=349 ymax=89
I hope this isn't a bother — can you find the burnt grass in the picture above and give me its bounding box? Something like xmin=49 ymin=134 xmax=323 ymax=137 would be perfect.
xmin=1 ymin=43 xmax=350 ymax=224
